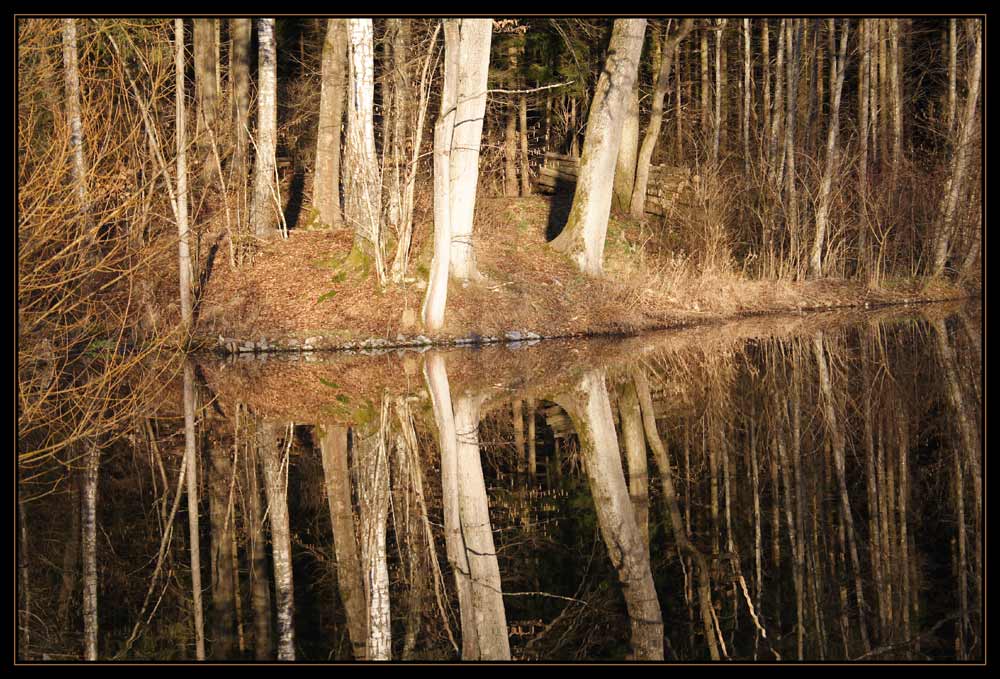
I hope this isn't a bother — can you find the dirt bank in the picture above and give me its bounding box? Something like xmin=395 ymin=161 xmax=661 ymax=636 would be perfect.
xmin=195 ymin=195 xmax=974 ymax=353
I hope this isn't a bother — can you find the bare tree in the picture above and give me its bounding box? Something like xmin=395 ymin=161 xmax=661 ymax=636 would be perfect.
xmin=250 ymin=18 xmax=280 ymax=240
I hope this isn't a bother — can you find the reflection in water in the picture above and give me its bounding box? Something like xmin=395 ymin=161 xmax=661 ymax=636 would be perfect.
xmin=16 ymin=305 xmax=983 ymax=662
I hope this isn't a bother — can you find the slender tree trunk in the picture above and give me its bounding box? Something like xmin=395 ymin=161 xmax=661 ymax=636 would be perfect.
xmin=550 ymin=19 xmax=646 ymax=275
xmin=519 ymin=94 xmax=531 ymax=196
xmin=229 ymin=20 xmax=251 ymax=244
xmin=244 ymin=431 xmax=272 ymax=659
xmin=784 ymin=20 xmax=800 ymax=273
xmin=631 ymin=19 xmax=694 ymax=218
xmin=250 ymin=19 xmax=280 ymax=239
xmin=182 ymin=361 xmax=205 ymax=660
xmin=81 ymin=442 xmax=100 ymax=661
xmin=172 ymin=19 xmax=194 ymax=328
xmin=858 ymin=19 xmax=870 ymax=277
xmin=18 ymin=497 xmax=31 ymax=659
xmin=194 ymin=19 xmax=220 ymax=189
xmin=258 ymin=421 xmax=295 ymax=660
xmin=504 ymin=102 xmax=518 ymax=197
xmin=947 ymin=20 xmax=957 ymax=134
xmin=61 ymin=19 xmax=91 ymax=234
xmin=318 ymin=425 xmax=368 ymax=659
xmin=208 ymin=439 xmax=237 ymax=658
xmin=809 ymin=20 xmax=849 ymax=278
xmin=618 ymin=381 xmax=650 ymax=551
xmin=312 ymin=19 xmax=347 ymax=229
xmin=932 ymin=20 xmax=981 ymax=276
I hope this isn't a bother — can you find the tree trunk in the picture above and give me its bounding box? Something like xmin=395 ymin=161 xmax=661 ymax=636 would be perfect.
xmin=858 ymin=19 xmax=870 ymax=277
xmin=250 ymin=19 xmax=280 ymax=239
xmin=229 ymin=20 xmax=251 ymax=244
xmin=61 ymin=19 xmax=91 ymax=234
xmin=617 ymin=381 xmax=650 ymax=551
xmin=555 ymin=369 xmax=664 ymax=660
xmin=194 ymin=19 xmax=220 ymax=189
xmin=519 ymin=94 xmax=531 ymax=196
xmin=504 ymin=103 xmax=518 ymax=197
xmin=171 ymin=19 xmax=193 ymax=328
xmin=258 ymin=421 xmax=295 ymax=660
xmin=612 ymin=79 xmax=639 ymax=212
xmin=312 ymin=19 xmax=347 ymax=229
xmin=81 ymin=441 xmax=100 ymax=661
xmin=550 ymin=19 xmax=646 ymax=275
xmin=318 ymin=425 xmax=367 ymax=659
xmin=447 ymin=20 xmax=492 ymax=281
xmin=182 ymin=362 xmax=205 ymax=660
xmin=345 ymin=19 xmax=385 ymax=278
xmin=356 ymin=413 xmax=393 ymax=661
xmin=208 ymin=439 xmax=237 ymax=659
xmin=932 ymin=20 xmax=981 ymax=276
xmin=422 ymin=19 xmax=492 ymax=328
xmin=809 ymin=20 xmax=849 ymax=278
xmin=630 ymin=19 xmax=693 ymax=218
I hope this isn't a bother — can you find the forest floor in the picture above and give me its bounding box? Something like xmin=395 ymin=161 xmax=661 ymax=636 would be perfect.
xmin=192 ymin=193 xmax=974 ymax=353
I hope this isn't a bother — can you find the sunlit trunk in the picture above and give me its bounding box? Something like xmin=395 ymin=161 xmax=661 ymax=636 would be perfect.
xmin=312 ymin=19 xmax=347 ymax=229
xmin=556 ymin=369 xmax=663 ymax=660
xmin=183 ymin=362 xmax=205 ymax=659
xmin=258 ymin=421 xmax=295 ymax=660
xmin=250 ymin=18 xmax=279 ymax=239
xmin=81 ymin=441 xmax=100 ymax=660
xmin=194 ymin=19 xmax=219 ymax=188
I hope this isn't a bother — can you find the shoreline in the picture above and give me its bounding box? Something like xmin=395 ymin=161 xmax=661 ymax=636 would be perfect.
xmin=203 ymin=291 xmax=976 ymax=356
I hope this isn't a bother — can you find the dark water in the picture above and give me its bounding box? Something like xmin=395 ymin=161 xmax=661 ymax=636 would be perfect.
xmin=16 ymin=303 xmax=983 ymax=662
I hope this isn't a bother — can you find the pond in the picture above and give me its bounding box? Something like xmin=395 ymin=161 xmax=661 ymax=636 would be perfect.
xmin=16 ymin=301 xmax=983 ymax=662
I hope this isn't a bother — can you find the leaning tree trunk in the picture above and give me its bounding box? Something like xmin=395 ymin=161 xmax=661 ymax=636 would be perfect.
xmin=312 ymin=19 xmax=347 ymax=229
xmin=422 ymin=19 xmax=492 ymax=329
xmin=808 ymin=20 xmax=849 ymax=278
xmin=631 ymin=19 xmax=694 ymax=218
xmin=550 ymin=19 xmax=646 ymax=275
xmin=250 ymin=18 xmax=280 ymax=239
xmin=932 ymin=20 xmax=981 ymax=276
xmin=555 ymin=369 xmax=664 ymax=660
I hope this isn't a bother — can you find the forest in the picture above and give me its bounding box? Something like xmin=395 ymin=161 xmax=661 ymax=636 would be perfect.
xmin=16 ymin=16 xmax=983 ymax=663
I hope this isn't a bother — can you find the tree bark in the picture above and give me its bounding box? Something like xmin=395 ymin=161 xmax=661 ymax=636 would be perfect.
xmin=550 ymin=19 xmax=646 ymax=275
xmin=932 ymin=20 xmax=981 ymax=276
xmin=612 ymin=79 xmax=639 ymax=212
xmin=630 ymin=19 xmax=694 ymax=218
xmin=194 ymin=19 xmax=220 ymax=188
xmin=808 ymin=20 xmax=849 ymax=278
xmin=312 ymin=19 xmax=347 ymax=229
xmin=258 ymin=421 xmax=295 ymax=660
xmin=318 ymin=425 xmax=367 ymax=659
xmin=208 ymin=439 xmax=237 ymax=658
xmin=519 ymin=94 xmax=531 ymax=196
xmin=250 ymin=19 xmax=280 ymax=239
xmin=555 ymin=369 xmax=664 ymax=660
xmin=81 ymin=442 xmax=100 ymax=661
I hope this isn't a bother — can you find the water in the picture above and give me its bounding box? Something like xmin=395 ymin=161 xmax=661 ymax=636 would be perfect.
xmin=16 ymin=302 xmax=983 ymax=662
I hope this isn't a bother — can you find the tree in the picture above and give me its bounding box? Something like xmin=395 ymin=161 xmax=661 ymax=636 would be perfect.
xmin=630 ymin=18 xmax=694 ymax=218
xmin=311 ymin=19 xmax=347 ymax=229
xmin=193 ymin=19 xmax=219 ymax=189
xmin=550 ymin=19 xmax=646 ymax=275
xmin=250 ymin=18 xmax=279 ymax=240
xmin=422 ymin=19 xmax=493 ymax=331
xmin=344 ymin=19 xmax=384 ymax=279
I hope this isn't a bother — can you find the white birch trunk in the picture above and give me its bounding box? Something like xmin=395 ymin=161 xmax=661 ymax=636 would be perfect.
xmin=250 ymin=19 xmax=279 ymax=239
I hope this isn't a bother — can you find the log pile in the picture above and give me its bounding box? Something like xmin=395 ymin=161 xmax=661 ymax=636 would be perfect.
xmin=536 ymin=151 xmax=704 ymax=219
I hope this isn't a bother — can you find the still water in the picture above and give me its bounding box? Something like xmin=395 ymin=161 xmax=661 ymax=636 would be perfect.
xmin=17 ymin=302 xmax=983 ymax=662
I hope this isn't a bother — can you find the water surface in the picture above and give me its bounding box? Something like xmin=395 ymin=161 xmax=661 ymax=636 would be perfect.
xmin=17 ymin=302 xmax=983 ymax=662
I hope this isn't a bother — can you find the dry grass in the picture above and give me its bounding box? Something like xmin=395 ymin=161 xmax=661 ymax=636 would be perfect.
xmin=196 ymin=192 xmax=971 ymax=348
